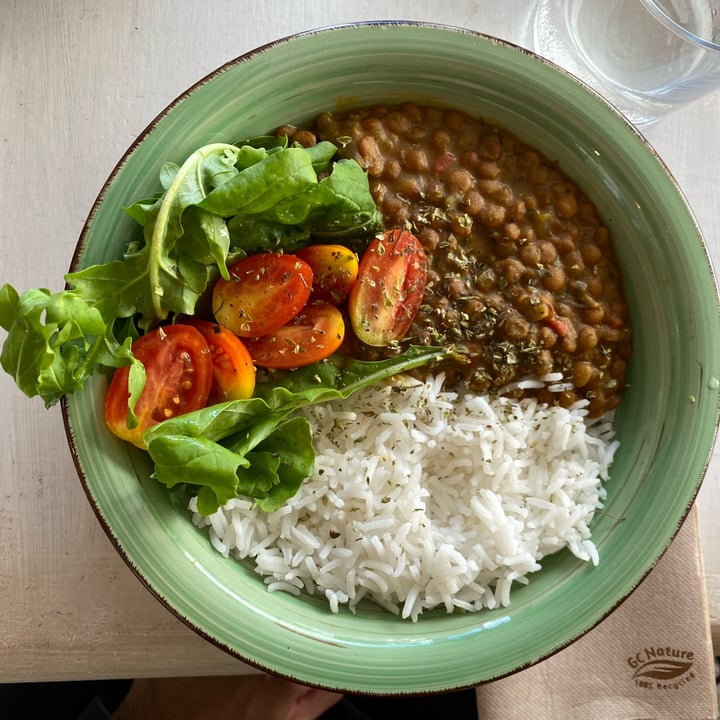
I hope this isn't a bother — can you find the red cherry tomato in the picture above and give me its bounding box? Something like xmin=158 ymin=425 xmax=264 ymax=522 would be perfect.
xmin=212 ymin=252 xmax=313 ymax=337
xmin=104 ymin=324 xmax=213 ymax=448
xmin=246 ymin=302 xmax=345 ymax=369
xmin=348 ymin=229 xmax=428 ymax=347
xmin=295 ymin=244 xmax=359 ymax=305
xmin=186 ymin=319 xmax=256 ymax=403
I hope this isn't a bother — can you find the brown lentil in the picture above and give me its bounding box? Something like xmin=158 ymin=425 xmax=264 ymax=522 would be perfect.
xmin=280 ymin=104 xmax=632 ymax=417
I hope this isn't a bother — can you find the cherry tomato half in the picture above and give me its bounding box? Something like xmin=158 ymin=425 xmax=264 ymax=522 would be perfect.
xmin=212 ymin=252 xmax=313 ymax=337
xmin=295 ymin=244 xmax=359 ymax=305
xmin=105 ymin=325 xmax=213 ymax=448
xmin=246 ymin=302 xmax=345 ymax=369
xmin=348 ymin=229 xmax=428 ymax=347
xmin=186 ymin=319 xmax=256 ymax=403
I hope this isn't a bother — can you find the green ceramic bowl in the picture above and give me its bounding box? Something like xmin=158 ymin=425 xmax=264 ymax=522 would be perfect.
xmin=63 ymin=22 xmax=720 ymax=693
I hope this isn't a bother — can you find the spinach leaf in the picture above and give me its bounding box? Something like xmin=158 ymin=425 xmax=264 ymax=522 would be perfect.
xmin=144 ymin=346 xmax=448 ymax=514
xmin=226 ymin=158 xmax=382 ymax=251
xmin=303 ymin=140 xmax=342 ymax=172
xmin=149 ymin=434 xmax=250 ymax=515
xmin=225 ymin=216 xmax=312 ymax=255
xmin=295 ymin=159 xmax=384 ymax=236
xmin=197 ymin=147 xmax=318 ymax=217
xmin=249 ymin=416 xmax=315 ymax=513
xmin=161 ymin=415 xmax=314 ymax=517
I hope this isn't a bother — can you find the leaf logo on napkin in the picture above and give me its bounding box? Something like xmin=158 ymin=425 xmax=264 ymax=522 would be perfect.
xmin=627 ymin=646 xmax=696 ymax=690
xmin=632 ymin=659 xmax=693 ymax=680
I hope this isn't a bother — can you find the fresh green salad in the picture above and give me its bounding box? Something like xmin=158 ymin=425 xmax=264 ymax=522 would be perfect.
xmin=0 ymin=134 xmax=447 ymax=514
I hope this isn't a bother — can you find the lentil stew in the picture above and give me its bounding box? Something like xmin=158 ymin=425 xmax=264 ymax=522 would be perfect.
xmin=278 ymin=104 xmax=631 ymax=417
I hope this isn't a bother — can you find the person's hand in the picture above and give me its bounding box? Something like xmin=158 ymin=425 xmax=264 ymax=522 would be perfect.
xmin=113 ymin=673 xmax=342 ymax=720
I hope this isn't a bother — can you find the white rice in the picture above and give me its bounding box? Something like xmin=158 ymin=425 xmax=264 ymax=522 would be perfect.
xmin=190 ymin=375 xmax=618 ymax=621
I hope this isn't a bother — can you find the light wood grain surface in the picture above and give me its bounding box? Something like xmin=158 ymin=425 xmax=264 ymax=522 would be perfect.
xmin=1 ymin=0 xmax=718 ymax=683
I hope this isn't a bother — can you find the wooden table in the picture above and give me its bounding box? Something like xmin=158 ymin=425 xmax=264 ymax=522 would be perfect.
xmin=1 ymin=0 xmax=718 ymax=682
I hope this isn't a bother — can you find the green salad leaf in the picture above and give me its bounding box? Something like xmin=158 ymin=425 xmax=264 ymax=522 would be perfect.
xmin=144 ymin=346 xmax=447 ymax=514
xmin=0 ymin=284 xmax=139 ymax=408
xmin=151 ymin=414 xmax=315 ymax=516
xmin=0 ymin=130 xmax=437 ymax=514
xmin=0 ymin=138 xmax=382 ymax=406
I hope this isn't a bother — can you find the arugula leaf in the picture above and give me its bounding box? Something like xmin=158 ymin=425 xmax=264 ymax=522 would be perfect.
xmin=129 ymin=142 xmax=241 ymax=321
xmin=144 ymin=346 xmax=448 ymax=514
xmin=0 ymin=283 xmax=137 ymax=407
xmin=178 ymin=206 xmax=232 ymax=272
xmin=66 ymin=143 xmax=245 ymax=332
xmin=65 ymin=250 xmax=160 ymax=328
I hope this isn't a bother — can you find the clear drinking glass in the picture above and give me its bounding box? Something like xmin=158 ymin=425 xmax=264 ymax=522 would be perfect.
xmin=527 ymin=0 xmax=720 ymax=125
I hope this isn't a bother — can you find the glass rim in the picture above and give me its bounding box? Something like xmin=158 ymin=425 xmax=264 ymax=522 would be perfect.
xmin=640 ymin=0 xmax=720 ymax=51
